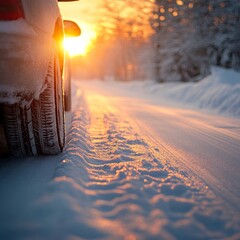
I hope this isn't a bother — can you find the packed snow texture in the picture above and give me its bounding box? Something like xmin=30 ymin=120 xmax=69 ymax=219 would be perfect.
xmin=0 ymin=76 xmax=240 ymax=239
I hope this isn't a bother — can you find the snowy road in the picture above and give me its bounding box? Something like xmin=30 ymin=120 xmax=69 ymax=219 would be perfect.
xmin=0 ymin=80 xmax=240 ymax=239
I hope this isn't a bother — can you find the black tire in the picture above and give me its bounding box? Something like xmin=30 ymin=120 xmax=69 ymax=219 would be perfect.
xmin=31 ymin=52 xmax=65 ymax=155
xmin=1 ymin=103 xmax=37 ymax=157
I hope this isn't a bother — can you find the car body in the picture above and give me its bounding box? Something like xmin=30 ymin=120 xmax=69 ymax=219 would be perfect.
xmin=0 ymin=0 xmax=80 ymax=156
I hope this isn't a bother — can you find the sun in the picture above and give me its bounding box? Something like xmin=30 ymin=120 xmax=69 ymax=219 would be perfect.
xmin=64 ymin=24 xmax=96 ymax=57
xmin=64 ymin=37 xmax=88 ymax=57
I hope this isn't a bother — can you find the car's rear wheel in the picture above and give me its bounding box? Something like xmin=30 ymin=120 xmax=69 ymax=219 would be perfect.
xmin=31 ymin=52 xmax=65 ymax=155
xmin=1 ymin=51 xmax=65 ymax=156
xmin=1 ymin=103 xmax=36 ymax=156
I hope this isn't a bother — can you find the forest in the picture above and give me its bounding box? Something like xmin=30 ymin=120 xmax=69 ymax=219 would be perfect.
xmin=72 ymin=0 xmax=240 ymax=83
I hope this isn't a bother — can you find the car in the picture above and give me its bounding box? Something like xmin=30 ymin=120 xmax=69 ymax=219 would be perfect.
xmin=0 ymin=0 xmax=81 ymax=156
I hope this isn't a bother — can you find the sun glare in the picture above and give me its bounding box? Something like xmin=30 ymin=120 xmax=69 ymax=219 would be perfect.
xmin=64 ymin=24 xmax=96 ymax=57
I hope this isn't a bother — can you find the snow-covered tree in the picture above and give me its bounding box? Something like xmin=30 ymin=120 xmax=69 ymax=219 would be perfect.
xmin=208 ymin=0 xmax=240 ymax=71
xmin=150 ymin=0 xmax=212 ymax=83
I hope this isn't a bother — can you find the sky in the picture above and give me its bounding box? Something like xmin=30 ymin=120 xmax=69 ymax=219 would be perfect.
xmin=59 ymin=0 xmax=101 ymax=56
xmin=59 ymin=0 xmax=100 ymax=24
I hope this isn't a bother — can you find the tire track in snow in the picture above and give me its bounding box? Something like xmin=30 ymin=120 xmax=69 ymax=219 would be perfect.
xmin=23 ymin=92 xmax=240 ymax=240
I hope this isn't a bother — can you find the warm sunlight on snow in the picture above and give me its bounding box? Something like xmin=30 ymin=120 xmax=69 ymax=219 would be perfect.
xmin=64 ymin=24 xmax=96 ymax=57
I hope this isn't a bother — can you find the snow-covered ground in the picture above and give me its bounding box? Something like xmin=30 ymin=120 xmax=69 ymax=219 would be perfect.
xmin=106 ymin=67 xmax=240 ymax=118
xmin=0 ymin=67 xmax=240 ymax=239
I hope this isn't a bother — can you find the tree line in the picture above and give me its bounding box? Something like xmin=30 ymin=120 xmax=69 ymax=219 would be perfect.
xmin=151 ymin=0 xmax=240 ymax=82
xmin=73 ymin=0 xmax=240 ymax=82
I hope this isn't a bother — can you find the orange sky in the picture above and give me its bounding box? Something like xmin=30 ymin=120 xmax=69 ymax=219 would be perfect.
xmin=59 ymin=0 xmax=101 ymax=25
xmin=59 ymin=0 xmax=101 ymax=56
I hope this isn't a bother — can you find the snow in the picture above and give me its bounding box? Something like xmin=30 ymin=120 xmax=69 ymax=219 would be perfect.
xmin=0 ymin=19 xmax=36 ymax=36
xmin=0 ymin=1 xmax=61 ymax=105
xmin=0 ymin=67 xmax=240 ymax=239
xmin=122 ymin=67 xmax=240 ymax=117
xmin=161 ymin=67 xmax=240 ymax=117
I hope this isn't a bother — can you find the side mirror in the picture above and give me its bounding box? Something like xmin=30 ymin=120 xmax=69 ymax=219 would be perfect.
xmin=63 ymin=20 xmax=81 ymax=37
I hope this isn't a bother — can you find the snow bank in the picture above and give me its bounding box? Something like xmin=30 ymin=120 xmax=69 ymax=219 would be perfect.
xmin=131 ymin=67 xmax=240 ymax=117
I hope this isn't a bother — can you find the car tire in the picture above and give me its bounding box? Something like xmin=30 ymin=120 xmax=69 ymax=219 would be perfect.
xmin=1 ymin=50 xmax=65 ymax=156
xmin=1 ymin=103 xmax=36 ymax=156
xmin=31 ymin=51 xmax=65 ymax=155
